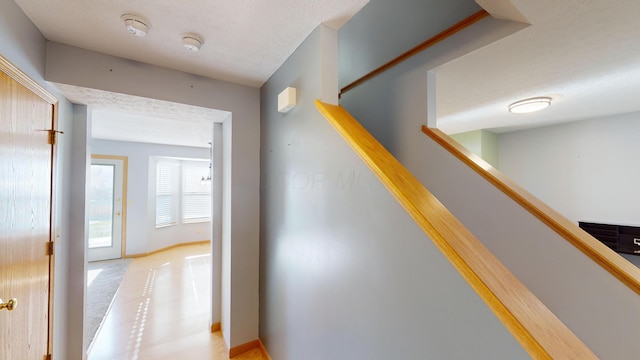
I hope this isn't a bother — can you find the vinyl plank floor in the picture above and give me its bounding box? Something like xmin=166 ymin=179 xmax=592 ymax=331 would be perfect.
xmin=88 ymin=243 xmax=264 ymax=360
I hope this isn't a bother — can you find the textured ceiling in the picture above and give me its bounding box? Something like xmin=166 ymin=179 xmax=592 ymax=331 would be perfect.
xmin=13 ymin=0 xmax=368 ymax=147
xmin=17 ymin=0 xmax=632 ymax=142
xmin=436 ymin=0 xmax=640 ymax=134
xmin=14 ymin=0 xmax=368 ymax=87
xmin=56 ymin=83 xmax=227 ymax=147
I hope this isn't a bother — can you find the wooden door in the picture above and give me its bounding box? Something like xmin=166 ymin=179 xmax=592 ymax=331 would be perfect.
xmin=0 ymin=68 xmax=53 ymax=359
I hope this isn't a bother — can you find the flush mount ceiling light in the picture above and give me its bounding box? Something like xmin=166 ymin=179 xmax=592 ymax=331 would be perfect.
xmin=121 ymin=14 xmax=150 ymax=36
xmin=508 ymin=97 xmax=552 ymax=114
xmin=181 ymin=33 xmax=204 ymax=52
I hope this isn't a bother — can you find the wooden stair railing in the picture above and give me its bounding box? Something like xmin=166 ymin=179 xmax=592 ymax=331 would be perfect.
xmin=339 ymin=9 xmax=489 ymax=98
xmin=316 ymin=100 xmax=597 ymax=359
xmin=422 ymin=126 xmax=640 ymax=297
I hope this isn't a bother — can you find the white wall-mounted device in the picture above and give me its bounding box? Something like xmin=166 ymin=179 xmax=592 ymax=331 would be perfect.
xmin=278 ymin=87 xmax=297 ymax=113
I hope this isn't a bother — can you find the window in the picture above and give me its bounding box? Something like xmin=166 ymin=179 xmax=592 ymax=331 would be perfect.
xmin=182 ymin=162 xmax=212 ymax=223
xmin=155 ymin=161 xmax=179 ymax=227
xmin=155 ymin=159 xmax=211 ymax=227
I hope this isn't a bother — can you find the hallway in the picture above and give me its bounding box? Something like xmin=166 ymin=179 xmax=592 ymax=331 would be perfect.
xmin=88 ymin=243 xmax=264 ymax=360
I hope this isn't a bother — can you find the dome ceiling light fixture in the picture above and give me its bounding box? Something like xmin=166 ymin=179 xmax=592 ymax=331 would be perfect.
xmin=121 ymin=14 xmax=150 ymax=36
xmin=508 ymin=96 xmax=552 ymax=114
xmin=181 ymin=33 xmax=204 ymax=52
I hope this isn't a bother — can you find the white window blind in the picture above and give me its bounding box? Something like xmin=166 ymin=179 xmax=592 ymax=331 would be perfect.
xmin=155 ymin=161 xmax=179 ymax=227
xmin=182 ymin=163 xmax=212 ymax=223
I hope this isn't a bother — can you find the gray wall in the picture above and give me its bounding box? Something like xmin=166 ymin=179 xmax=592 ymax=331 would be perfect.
xmin=339 ymin=0 xmax=481 ymax=88
xmin=91 ymin=139 xmax=211 ymax=255
xmin=45 ymin=40 xmax=260 ymax=351
xmin=338 ymin=2 xmax=640 ymax=358
xmin=340 ymin=13 xmax=526 ymax=178
xmin=499 ymin=112 xmax=640 ymax=227
xmin=69 ymin=106 xmax=91 ymax=354
xmin=499 ymin=112 xmax=640 ymax=269
xmin=0 ymin=2 xmax=74 ymax=359
xmin=259 ymin=24 xmax=528 ymax=360
xmin=419 ymin=129 xmax=640 ymax=359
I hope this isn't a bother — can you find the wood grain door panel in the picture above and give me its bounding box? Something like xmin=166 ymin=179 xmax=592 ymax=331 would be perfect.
xmin=0 ymin=69 xmax=52 ymax=359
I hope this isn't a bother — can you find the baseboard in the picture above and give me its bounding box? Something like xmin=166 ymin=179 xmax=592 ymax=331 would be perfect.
xmin=211 ymin=322 xmax=221 ymax=332
xmin=229 ymin=339 xmax=272 ymax=359
xmin=258 ymin=339 xmax=272 ymax=360
xmin=229 ymin=339 xmax=260 ymax=357
xmin=125 ymin=240 xmax=210 ymax=258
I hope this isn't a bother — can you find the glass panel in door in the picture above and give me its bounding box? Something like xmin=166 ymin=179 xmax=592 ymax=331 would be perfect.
xmin=88 ymin=157 xmax=124 ymax=262
xmin=89 ymin=164 xmax=115 ymax=250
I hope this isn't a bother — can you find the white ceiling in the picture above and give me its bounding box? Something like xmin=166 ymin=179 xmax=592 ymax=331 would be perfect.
xmin=436 ymin=0 xmax=640 ymax=134
xmin=13 ymin=0 xmax=368 ymax=147
xmin=16 ymin=0 xmax=636 ymax=144
xmin=15 ymin=0 xmax=368 ymax=87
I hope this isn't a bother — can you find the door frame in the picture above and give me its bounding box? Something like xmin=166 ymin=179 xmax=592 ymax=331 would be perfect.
xmin=0 ymin=55 xmax=59 ymax=358
xmin=90 ymin=155 xmax=129 ymax=259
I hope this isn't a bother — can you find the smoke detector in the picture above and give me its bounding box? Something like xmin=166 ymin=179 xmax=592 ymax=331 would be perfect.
xmin=181 ymin=33 xmax=204 ymax=51
xmin=121 ymin=14 xmax=150 ymax=37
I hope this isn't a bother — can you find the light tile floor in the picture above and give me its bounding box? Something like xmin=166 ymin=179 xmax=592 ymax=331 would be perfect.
xmin=88 ymin=243 xmax=264 ymax=360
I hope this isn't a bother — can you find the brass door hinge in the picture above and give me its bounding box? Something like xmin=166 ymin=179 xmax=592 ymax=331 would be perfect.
xmin=44 ymin=353 xmax=52 ymax=360
xmin=46 ymin=241 xmax=54 ymax=256
xmin=37 ymin=129 xmax=64 ymax=145
xmin=47 ymin=130 xmax=64 ymax=145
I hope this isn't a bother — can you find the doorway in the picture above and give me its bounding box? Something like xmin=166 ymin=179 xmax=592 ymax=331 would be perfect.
xmin=73 ymin=95 xmax=223 ymax=356
xmin=86 ymin=155 xmax=130 ymax=349
xmin=88 ymin=155 xmax=127 ymax=262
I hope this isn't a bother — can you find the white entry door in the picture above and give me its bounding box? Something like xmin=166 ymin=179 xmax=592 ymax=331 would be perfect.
xmin=88 ymin=156 xmax=127 ymax=262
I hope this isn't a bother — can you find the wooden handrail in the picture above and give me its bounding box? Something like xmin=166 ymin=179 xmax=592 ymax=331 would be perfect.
xmin=422 ymin=126 xmax=640 ymax=296
xmin=316 ymin=100 xmax=597 ymax=359
xmin=339 ymin=9 xmax=489 ymax=98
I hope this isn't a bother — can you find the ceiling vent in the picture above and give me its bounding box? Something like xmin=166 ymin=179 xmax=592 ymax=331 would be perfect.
xmin=121 ymin=14 xmax=150 ymax=37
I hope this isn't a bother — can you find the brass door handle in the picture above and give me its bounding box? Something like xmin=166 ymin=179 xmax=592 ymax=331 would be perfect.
xmin=0 ymin=298 xmax=18 ymax=311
